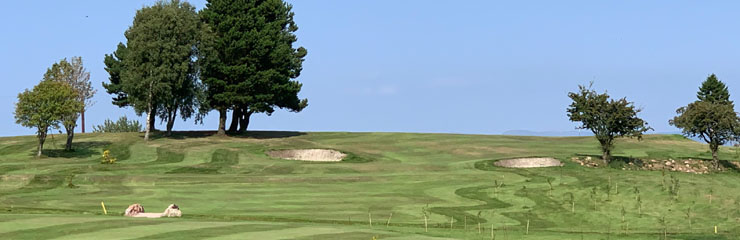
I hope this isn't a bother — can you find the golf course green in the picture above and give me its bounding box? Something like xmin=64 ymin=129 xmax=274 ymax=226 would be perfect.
xmin=0 ymin=131 xmax=738 ymax=239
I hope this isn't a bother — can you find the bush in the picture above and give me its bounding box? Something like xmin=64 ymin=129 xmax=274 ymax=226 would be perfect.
xmin=101 ymin=150 xmax=116 ymax=164
xmin=92 ymin=116 xmax=142 ymax=133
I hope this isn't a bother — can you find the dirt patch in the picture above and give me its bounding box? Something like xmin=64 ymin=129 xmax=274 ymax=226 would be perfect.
xmin=267 ymin=149 xmax=346 ymax=162
xmin=494 ymin=158 xmax=563 ymax=168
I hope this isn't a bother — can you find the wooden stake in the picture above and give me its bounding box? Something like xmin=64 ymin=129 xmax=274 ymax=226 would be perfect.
xmin=526 ymin=219 xmax=530 ymax=235
xmin=368 ymin=212 xmax=372 ymax=228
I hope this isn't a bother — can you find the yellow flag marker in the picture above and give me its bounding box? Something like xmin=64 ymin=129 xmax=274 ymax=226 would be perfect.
xmin=714 ymin=225 xmax=718 ymax=234
xmin=101 ymin=202 xmax=108 ymax=215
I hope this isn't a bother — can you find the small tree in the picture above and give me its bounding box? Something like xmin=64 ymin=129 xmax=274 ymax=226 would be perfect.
xmin=15 ymin=81 xmax=82 ymax=157
xmin=670 ymin=74 xmax=740 ymax=169
xmin=44 ymin=57 xmax=95 ymax=150
xmin=567 ymin=83 xmax=651 ymax=162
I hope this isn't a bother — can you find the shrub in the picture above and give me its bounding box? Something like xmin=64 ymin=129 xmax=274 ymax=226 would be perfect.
xmin=92 ymin=116 xmax=142 ymax=133
xmin=101 ymin=150 xmax=117 ymax=164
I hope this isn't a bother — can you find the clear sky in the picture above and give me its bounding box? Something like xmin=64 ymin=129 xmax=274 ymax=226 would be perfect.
xmin=2 ymin=1 xmax=739 ymax=137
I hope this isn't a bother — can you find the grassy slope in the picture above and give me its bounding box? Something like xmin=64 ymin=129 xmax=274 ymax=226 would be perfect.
xmin=0 ymin=131 xmax=739 ymax=239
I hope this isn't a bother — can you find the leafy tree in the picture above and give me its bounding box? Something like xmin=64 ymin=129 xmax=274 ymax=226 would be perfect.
xmin=43 ymin=58 xmax=95 ymax=151
xmin=567 ymin=83 xmax=651 ymax=162
xmin=92 ymin=116 xmax=143 ymax=133
xmin=201 ymin=0 xmax=308 ymax=135
xmin=15 ymin=80 xmax=82 ymax=157
xmin=105 ymin=0 xmax=210 ymax=139
xmin=670 ymin=74 xmax=740 ymax=169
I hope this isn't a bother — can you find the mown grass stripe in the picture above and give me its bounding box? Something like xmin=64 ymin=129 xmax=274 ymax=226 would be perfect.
xmin=204 ymin=226 xmax=351 ymax=240
xmin=0 ymin=216 xmax=106 ymax=234
xmin=55 ymin=221 xmax=240 ymax=240
xmin=131 ymin=223 xmax=288 ymax=239
xmin=3 ymin=218 xmax=169 ymax=239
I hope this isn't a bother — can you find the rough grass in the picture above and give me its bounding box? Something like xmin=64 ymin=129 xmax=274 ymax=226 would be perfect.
xmin=0 ymin=131 xmax=739 ymax=239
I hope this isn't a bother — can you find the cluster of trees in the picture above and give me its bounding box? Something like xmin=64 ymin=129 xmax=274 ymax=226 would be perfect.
xmin=568 ymin=75 xmax=740 ymax=169
xmin=103 ymin=0 xmax=307 ymax=140
xmin=14 ymin=57 xmax=95 ymax=156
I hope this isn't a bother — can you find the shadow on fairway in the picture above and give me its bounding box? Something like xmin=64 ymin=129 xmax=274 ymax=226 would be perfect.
xmin=141 ymin=130 xmax=305 ymax=140
xmin=231 ymin=131 xmax=305 ymax=139
xmin=43 ymin=141 xmax=112 ymax=159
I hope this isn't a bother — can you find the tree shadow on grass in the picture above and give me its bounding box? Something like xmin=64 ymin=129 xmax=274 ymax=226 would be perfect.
xmin=141 ymin=130 xmax=305 ymax=140
xmin=229 ymin=130 xmax=305 ymax=139
xmin=42 ymin=141 xmax=112 ymax=159
xmin=718 ymin=160 xmax=740 ymax=172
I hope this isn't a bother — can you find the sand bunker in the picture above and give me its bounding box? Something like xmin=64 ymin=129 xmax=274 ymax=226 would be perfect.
xmin=494 ymin=157 xmax=563 ymax=168
xmin=267 ymin=149 xmax=347 ymax=162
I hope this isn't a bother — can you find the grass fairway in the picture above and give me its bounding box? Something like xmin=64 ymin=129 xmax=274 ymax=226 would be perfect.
xmin=0 ymin=131 xmax=739 ymax=239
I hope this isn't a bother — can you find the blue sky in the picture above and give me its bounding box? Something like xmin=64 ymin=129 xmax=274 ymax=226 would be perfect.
xmin=1 ymin=1 xmax=739 ymax=137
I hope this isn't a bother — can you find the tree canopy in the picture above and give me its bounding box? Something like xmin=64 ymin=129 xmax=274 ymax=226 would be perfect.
xmin=567 ymin=83 xmax=651 ymax=162
xmin=670 ymin=74 xmax=740 ymax=168
xmin=201 ymin=0 xmax=308 ymax=135
xmin=104 ymin=0 xmax=211 ymax=139
xmin=15 ymin=80 xmax=82 ymax=157
xmin=43 ymin=57 xmax=94 ymax=150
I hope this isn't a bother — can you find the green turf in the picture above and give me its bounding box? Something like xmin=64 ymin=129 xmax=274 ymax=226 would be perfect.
xmin=0 ymin=131 xmax=739 ymax=239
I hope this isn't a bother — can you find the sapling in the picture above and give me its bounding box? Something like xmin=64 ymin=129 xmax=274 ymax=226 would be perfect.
xmin=567 ymin=192 xmax=575 ymax=213
xmin=686 ymin=205 xmax=693 ymax=230
xmin=636 ymin=195 xmax=643 ymax=218
xmin=708 ymin=188 xmax=714 ymax=204
xmin=590 ymin=187 xmax=598 ymax=210
xmin=477 ymin=211 xmax=482 ymax=234
xmin=422 ymin=205 xmax=430 ymax=232
xmin=658 ymin=215 xmax=667 ymax=240
xmin=661 ymin=168 xmax=667 ymax=192
xmin=633 ymin=186 xmax=640 ymax=201
xmin=368 ymin=212 xmax=372 ymax=227
xmin=386 ymin=212 xmax=392 ymax=227
xmin=547 ymin=178 xmax=554 ymax=197
xmin=669 ymin=175 xmax=680 ymax=200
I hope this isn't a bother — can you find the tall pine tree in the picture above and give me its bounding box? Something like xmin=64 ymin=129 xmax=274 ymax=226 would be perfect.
xmin=671 ymin=74 xmax=740 ymax=169
xmin=201 ymin=0 xmax=308 ymax=135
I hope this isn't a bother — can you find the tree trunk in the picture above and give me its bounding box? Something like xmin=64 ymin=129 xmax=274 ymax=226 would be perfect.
xmin=710 ymin=144 xmax=720 ymax=169
xmin=65 ymin=125 xmax=74 ymax=151
xmin=81 ymin=108 xmax=86 ymax=133
xmin=145 ymin=99 xmax=153 ymax=141
xmin=166 ymin=107 xmax=177 ymax=136
xmin=600 ymin=138 xmax=612 ymax=164
xmin=228 ymin=108 xmax=241 ymax=132
xmin=237 ymin=111 xmax=252 ymax=134
xmin=148 ymin=110 xmax=156 ymax=131
xmin=217 ymin=108 xmax=227 ymax=135
xmin=37 ymin=128 xmax=47 ymax=157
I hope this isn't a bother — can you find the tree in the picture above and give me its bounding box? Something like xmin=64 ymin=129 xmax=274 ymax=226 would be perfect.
xmin=43 ymin=58 xmax=95 ymax=151
xmin=15 ymin=80 xmax=82 ymax=157
xmin=670 ymin=74 xmax=740 ymax=169
xmin=201 ymin=0 xmax=308 ymax=135
xmin=105 ymin=0 xmax=210 ymax=139
xmin=567 ymin=83 xmax=651 ymax=162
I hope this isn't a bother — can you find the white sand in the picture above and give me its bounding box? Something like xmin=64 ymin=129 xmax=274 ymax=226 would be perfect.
xmin=267 ymin=149 xmax=346 ymax=162
xmin=494 ymin=158 xmax=563 ymax=168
